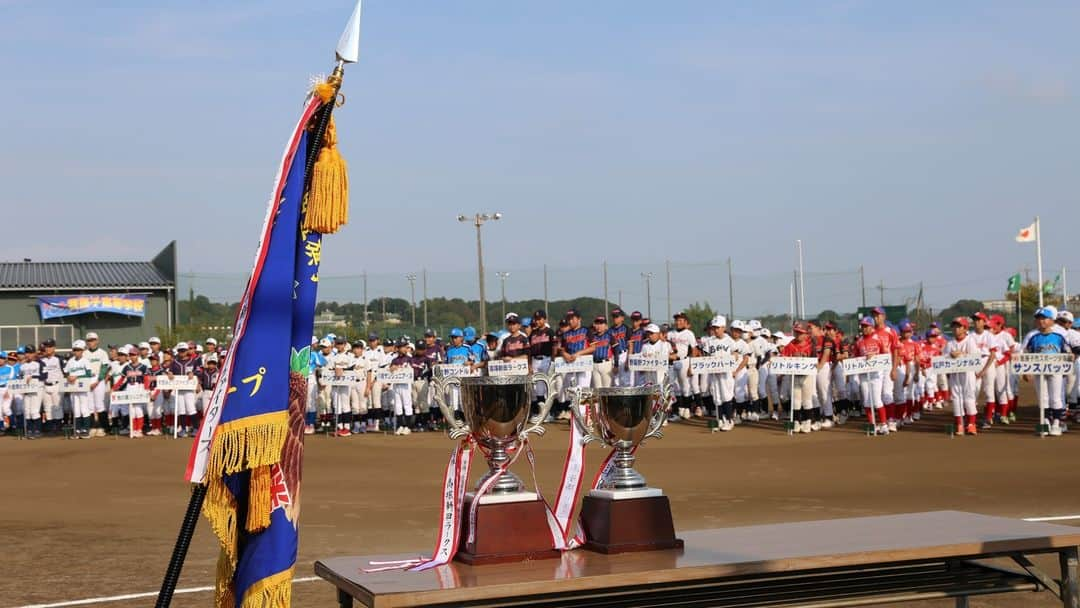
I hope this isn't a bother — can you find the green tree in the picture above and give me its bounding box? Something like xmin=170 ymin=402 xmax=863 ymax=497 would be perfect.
xmin=683 ymin=301 xmax=716 ymax=332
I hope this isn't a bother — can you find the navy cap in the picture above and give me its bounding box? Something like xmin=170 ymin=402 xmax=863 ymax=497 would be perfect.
xmin=565 ymin=308 xmax=580 ymax=318
xmin=368 ymin=333 xmax=379 ymax=341
xmin=533 ymin=309 xmax=547 ymax=319
xmin=424 ymin=328 xmax=436 ymax=337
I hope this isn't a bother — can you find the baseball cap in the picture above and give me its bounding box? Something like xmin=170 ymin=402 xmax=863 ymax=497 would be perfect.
xmin=823 ymin=321 xmax=838 ymax=330
xmin=730 ymin=320 xmax=744 ymax=331
xmin=424 ymin=328 xmax=436 ymax=337
xmin=1034 ymin=306 xmax=1056 ymax=319
xmin=204 ymin=354 xmax=219 ymax=364
xmin=464 ymin=327 xmax=477 ymax=340
xmin=611 ymin=308 xmax=625 ymax=318
xmin=558 ymin=319 xmax=570 ymax=328
xmin=709 ymin=315 xmax=727 ymax=328
xmin=929 ymin=322 xmax=940 ymax=328
xmin=898 ymin=321 xmax=913 ymax=332
xmin=450 ymin=328 xmax=464 ymax=338
xmin=138 ymin=341 xmax=151 ymax=349
xmin=533 ymin=309 xmax=547 ymax=319
xmin=396 ymin=337 xmax=410 ymax=347
xmin=951 ymin=316 xmax=971 ymax=328
xmin=368 ymin=333 xmax=379 ymax=341
xmin=564 ymin=308 xmax=580 ymax=319
xmin=792 ymin=322 xmax=809 ymax=334
xmin=971 ymin=312 xmax=989 ymax=323
xmin=42 ymin=339 xmax=56 ymax=347
xmin=630 ymin=310 xmax=643 ymax=320
xmin=748 ymin=320 xmax=762 ymax=330
xmin=1058 ymin=310 xmax=1074 ymax=323
xmin=593 ymin=315 xmax=607 ymax=324
xmin=334 ymin=336 xmax=347 ymax=344
xmin=521 ymin=316 xmax=532 ymax=327
xmin=176 ymin=343 xmax=188 ymax=350
xmin=85 ymin=332 xmax=99 ymax=341
xmin=673 ymin=311 xmax=688 ymax=320
xmin=859 ymin=316 xmax=874 ymax=327
xmin=127 ymin=345 xmax=139 ymax=355
xmin=505 ymin=313 xmax=521 ymax=324
xmin=773 ymin=330 xmax=787 ymax=340
xmin=205 ymin=337 xmax=218 ymax=345
xmin=148 ymin=336 xmax=161 ymax=344
xmin=990 ymin=314 xmax=1006 ymax=326
xmin=761 ymin=328 xmax=772 ymax=338
xmin=644 ymin=323 xmax=661 ymax=334
xmin=871 ymin=307 xmax=886 ymax=316
xmin=319 ymin=338 xmax=332 ymax=347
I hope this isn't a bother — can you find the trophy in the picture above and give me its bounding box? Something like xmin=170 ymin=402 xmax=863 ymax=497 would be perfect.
xmin=432 ymin=372 xmax=559 ymax=564
xmin=570 ymin=383 xmax=684 ymax=554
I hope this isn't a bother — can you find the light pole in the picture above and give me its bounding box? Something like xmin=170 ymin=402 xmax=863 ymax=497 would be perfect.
xmin=458 ymin=212 xmax=502 ymax=333
xmin=641 ymin=272 xmax=654 ymax=319
xmin=405 ymin=273 xmax=417 ymax=327
xmin=496 ymin=272 xmax=511 ymax=320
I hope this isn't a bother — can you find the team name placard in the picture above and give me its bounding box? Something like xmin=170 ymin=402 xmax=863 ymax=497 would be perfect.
xmin=7 ymin=380 xmax=43 ymax=395
xmin=768 ymin=357 xmax=818 ymax=376
xmin=433 ymin=364 xmax=481 ymax=378
xmin=319 ymin=369 xmax=361 ymax=386
xmin=1011 ymin=353 xmax=1075 ymax=375
xmin=154 ymin=377 xmax=199 ymax=391
xmin=931 ymin=355 xmax=983 ymax=373
xmin=60 ymin=379 xmax=94 ymax=392
xmin=841 ymin=355 xmax=893 ymax=376
xmin=487 ymin=359 xmax=529 ymax=376
xmin=551 ymin=357 xmax=594 ymax=374
xmin=376 ymin=370 xmax=414 ymax=385
xmin=628 ymin=355 xmax=669 ymax=373
xmin=688 ymin=355 xmax=738 ymax=375
xmin=110 ymin=390 xmax=150 ymax=405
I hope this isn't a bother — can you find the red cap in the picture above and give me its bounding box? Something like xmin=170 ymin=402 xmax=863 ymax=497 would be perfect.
xmin=792 ymin=322 xmax=809 ymax=334
xmin=990 ymin=314 xmax=1006 ymax=327
xmin=951 ymin=317 xmax=970 ymax=329
xmin=971 ymin=312 xmax=989 ymax=323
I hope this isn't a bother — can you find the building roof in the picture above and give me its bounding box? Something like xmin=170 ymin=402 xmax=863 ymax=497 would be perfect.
xmin=0 ymin=261 xmax=174 ymax=291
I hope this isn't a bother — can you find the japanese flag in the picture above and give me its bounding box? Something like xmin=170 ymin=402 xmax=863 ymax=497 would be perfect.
xmin=1015 ymin=223 xmax=1036 ymax=243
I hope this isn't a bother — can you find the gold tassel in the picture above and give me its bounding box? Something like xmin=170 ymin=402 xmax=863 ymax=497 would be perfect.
xmin=303 ymin=115 xmax=349 ymax=235
xmin=246 ymin=465 xmax=272 ymax=533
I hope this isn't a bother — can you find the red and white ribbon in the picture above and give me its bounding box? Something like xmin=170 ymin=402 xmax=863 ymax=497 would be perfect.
xmin=552 ymin=407 xmax=587 ymax=547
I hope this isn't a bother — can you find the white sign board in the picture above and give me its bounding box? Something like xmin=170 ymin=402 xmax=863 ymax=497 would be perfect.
xmin=7 ymin=380 xmax=43 ymax=395
xmin=552 ymin=357 xmax=594 ymax=375
xmin=154 ymin=377 xmax=198 ymax=391
xmin=932 ymin=355 xmax=983 ymax=374
xmin=629 ymin=355 xmax=669 ymax=373
xmin=487 ymin=359 xmax=530 ymax=376
xmin=60 ymin=378 xmax=93 ymax=392
xmin=433 ymin=364 xmax=480 ymax=378
xmin=110 ymin=390 xmax=150 ymax=405
xmin=841 ymin=355 xmax=893 ymax=377
xmin=688 ymin=355 xmax=737 ymax=375
xmin=319 ymin=370 xmax=360 ymax=387
xmin=376 ymin=370 xmax=414 ymax=385
xmin=768 ymin=357 xmax=818 ymax=376
xmin=1011 ymin=353 xmax=1075 ymax=376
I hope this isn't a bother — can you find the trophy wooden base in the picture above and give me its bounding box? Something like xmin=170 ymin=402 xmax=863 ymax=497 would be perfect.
xmin=456 ymin=495 xmax=561 ymax=565
xmin=579 ymin=494 xmax=684 ymax=554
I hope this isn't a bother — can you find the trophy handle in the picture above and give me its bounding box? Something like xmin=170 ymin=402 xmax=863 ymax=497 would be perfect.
xmin=523 ymin=371 xmax=557 ymax=437
xmin=568 ymin=386 xmax=600 ymax=445
xmin=432 ymin=376 xmax=470 ymax=439
xmin=642 ymin=381 xmax=671 ymax=442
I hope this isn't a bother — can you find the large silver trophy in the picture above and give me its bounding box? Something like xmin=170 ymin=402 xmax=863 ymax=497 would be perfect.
xmin=570 ymin=383 xmax=671 ymax=498
xmin=570 ymin=381 xmax=683 ymax=553
xmin=433 ymin=372 xmax=556 ymax=499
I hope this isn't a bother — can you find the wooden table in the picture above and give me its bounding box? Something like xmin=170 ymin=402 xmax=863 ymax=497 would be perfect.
xmin=315 ymin=511 xmax=1080 ymax=608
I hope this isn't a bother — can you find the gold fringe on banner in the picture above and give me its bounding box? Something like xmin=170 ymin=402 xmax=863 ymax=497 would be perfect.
xmin=240 ymin=568 xmax=294 ymax=608
xmin=303 ymin=115 xmax=349 ymax=235
xmin=246 ymin=465 xmax=272 ymax=533
xmin=207 ymin=411 xmax=290 ymax=475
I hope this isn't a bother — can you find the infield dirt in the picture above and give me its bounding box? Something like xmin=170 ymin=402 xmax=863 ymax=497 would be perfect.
xmin=2 ymin=403 xmax=1076 ymax=608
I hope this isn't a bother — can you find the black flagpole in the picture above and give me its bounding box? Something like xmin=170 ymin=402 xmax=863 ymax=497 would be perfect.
xmin=154 ymin=69 xmax=345 ymax=608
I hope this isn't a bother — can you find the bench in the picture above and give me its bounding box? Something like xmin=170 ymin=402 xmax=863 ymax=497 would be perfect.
xmin=315 ymin=511 xmax=1080 ymax=608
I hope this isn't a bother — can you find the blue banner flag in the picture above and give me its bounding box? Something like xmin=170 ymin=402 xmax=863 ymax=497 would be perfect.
xmin=186 ymin=94 xmax=327 ymax=608
xmin=38 ymin=293 xmax=146 ymax=319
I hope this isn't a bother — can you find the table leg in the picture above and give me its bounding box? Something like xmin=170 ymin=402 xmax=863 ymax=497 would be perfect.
xmin=337 ymin=588 xmax=353 ymax=608
xmin=955 ymin=596 xmax=969 ymax=608
xmin=1060 ymin=546 xmax=1079 ymax=608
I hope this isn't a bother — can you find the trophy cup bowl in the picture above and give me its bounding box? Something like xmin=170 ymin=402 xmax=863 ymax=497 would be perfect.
xmin=570 ymin=382 xmax=683 ymax=554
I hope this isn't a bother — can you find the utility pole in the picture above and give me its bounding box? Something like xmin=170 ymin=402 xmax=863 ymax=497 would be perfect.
xmin=496 ymin=272 xmax=510 ymax=320
xmin=618 ymin=289 xmax=622 ymax=308
xmin=422 ymin=268 xmax=428 ymax=328
xmin=793 ymin=270 xmax=800 ymax=319
xmin=603 ymin=260 xmax=609 ymax=318
xmin=665 ymin=259 xmax=672 ymax=321
xmin=543 ymin=264 xmax=549 ymax=316
xmin=878 ymin=280 xmax=885 ymax=307
xmin=405 ymin=273 xmax=417 ymax=327
xmin=641 ymin=272 xmax=654 ymax=319
xmin=457 ymin=212 xmax=502 ymax=333
xmin=727 ymin=257 xmax=735 ymax=320
xmin=796 ymin=240 xmax=806 ymax=321
xmin=188 ymin=286 xmax=195 ymax=324
xmin=362 ymin=271 xmax=368 ymax=328
xmin=859 ymin=265 xmax=866 ymax=308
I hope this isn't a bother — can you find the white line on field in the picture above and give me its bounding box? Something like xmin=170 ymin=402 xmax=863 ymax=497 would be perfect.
xmin=13 ymin=576 xmax=321 ymax=608
xmin=1023 ymin=515 xmax=1080 ymax=522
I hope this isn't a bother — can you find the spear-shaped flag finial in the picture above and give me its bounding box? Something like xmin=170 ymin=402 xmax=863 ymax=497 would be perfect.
xmin=336 ymin=0 xmax=363 ymax=64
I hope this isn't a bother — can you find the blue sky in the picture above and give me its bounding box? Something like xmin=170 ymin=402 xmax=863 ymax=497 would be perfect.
xmin=1 ymin=1 xmax=1077 ymax=316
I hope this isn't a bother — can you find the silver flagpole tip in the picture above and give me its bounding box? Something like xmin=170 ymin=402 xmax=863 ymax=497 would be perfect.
xmin=335 ymin=0 xmax=362 ymax=63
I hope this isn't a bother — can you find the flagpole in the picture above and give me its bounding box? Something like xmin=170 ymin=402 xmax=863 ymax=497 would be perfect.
xmin=1035 ymin=216 xmax=1044 ymax=308
xmin=1062 ymin=266 xmax=1068 ymax=310
xmin=154 ymin=8 xmax=359 ymax=607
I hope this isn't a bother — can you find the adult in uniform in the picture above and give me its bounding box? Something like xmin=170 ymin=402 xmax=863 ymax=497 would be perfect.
xmin=556 ymin=309 xmax=591 ymax=420
xmin=528 ymin=310 xmax=556 ymax=415
xmin=608 ymin=309 xmax=631 ymax=387
xmin=19 ymin=348 xmax=43 ymax=438
xmin=38 ymin=340 xmax=64 ymax=431
xmin=83 ymin=332 xmax=111 ymax=437
xmin=667 ymin=312 xmax=698 ymax=420
xmin=63 ymin=340 xmax=95 ymax=438
xmin=588 ymin=315 xmax=614 ymax=389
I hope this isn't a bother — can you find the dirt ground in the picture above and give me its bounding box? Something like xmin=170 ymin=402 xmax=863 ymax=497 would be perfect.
xmin=3 ymin=402 xmax=1078 ymax=608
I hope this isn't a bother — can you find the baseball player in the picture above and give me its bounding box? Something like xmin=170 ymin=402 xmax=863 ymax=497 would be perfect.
xmin=82 ymin=333 xmax=111 ymax=437
xmin=968 ymin=312 xmax=998 ymax=426
xmin=638 ymin=323 xmax=675 ymax=389
xmin=117 ymin=345 xmax=150 ymax=437
xmin=894 ymin=322 xmax=918 ymax=427
xmin=765 ymin=331 xmax=786 ymax=419
xmin=781 ymin=323 xmax=817 ymax=433
xmin=1023 ymin=307 xmax=1076 ymax=436
xmin=528 ymin=310 xmax=557 ymax=416
xmin=329 ymin=337 xmax=355 ymax=436
xmin=826 ymin=324 xmax=850 ymax=424
xmin=349 ymin=341 xmax=371 ymax=434
xmin=63 ymin=340 xmax=95 ymax=438
xmin=19 ymin=347 xmax=43 ymax=438
xmin=944 ymin=317 xmax=981 ymax=436
xmin=608 ymin=309 xmax=631 ymax=387
xmin=985 ymin=315 xmax=1017 ymax=427
xmin=853 ymin=317 xmax=889 ymax=435
xmin=148 ymin=350 xmax=171 ymax=436
xmin=588 ymin=315 xmax=614 ymax=389
xmin=169 ymin=343 xmax=200 ymax=437
xmin=1054 ymin=311 xmax=1080 ymax=421
xmin=362 ymin=334 xmax=391 ymax=432
xmin=728 ymin=321 xmax=753 ymax=423
xmin=809 ymin=321 xmax=835 ymax=429
xmin=667 ymin=312 xmax=697 ymax=421
xmin=37 ymin=340 xmax=65 ymax=432
xmin=750 ymin=322 xmax=773 ymax=420
xmin=498 ymin=314 xmax=531 ymax=360
xmin=699 ymin=316 xmax=737 ymax=431
xmin=557 ymin=309 xmax=591 ymax=420
xmin=870 ymin=308 xmax=900 ymax=430
xmin=389 ymin=338 xmax=415 ymax=435
xmin=0 ymin=351 xmax=18 ymax=433
xmin=196 ymin=353 xmax=220 ymax=426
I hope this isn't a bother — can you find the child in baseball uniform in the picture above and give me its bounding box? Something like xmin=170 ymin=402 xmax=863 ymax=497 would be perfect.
xmin=854 ymin=317 xmax=889 ymax=436
xmin=944 ymin=317 xmax=981 ymax=436
xmin=169 ymin=344 xmax=199 ymax=437
xmin=350 ymin=341 xmax=371 ymax=434
xmin=1023 ymin=307 xmax=1076 ymax=436
xmin=781 ymin=323 xmax=817 ymax=433
xmin=894 ymin=322 xmax=918 ymax=427
xmin=117 ymin=346 xmax=151 ymax=437
xmin=390 ymin=338 xmax=415 ymax=435
xmin=38 ymin=341 xmax=64 ymax=431
xmin=82 ymin=333 xmax=111 ymax=437
xmin=638 ymin=324 xmax=674 ymax=387
xmin=667 ymin=312 xmax=697 ymax=420
xmin=0 ymin=351 xmax=18 ymax=433
xmin=987 ymin=315 xmax=1017 ymax=427
xmin=329 ymin=338 xmax=355 ymax=436
xmin=63 ymin=340 xmax=95 ymax=438
xmin=698 ymin=316 xmax=737 ymax=431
